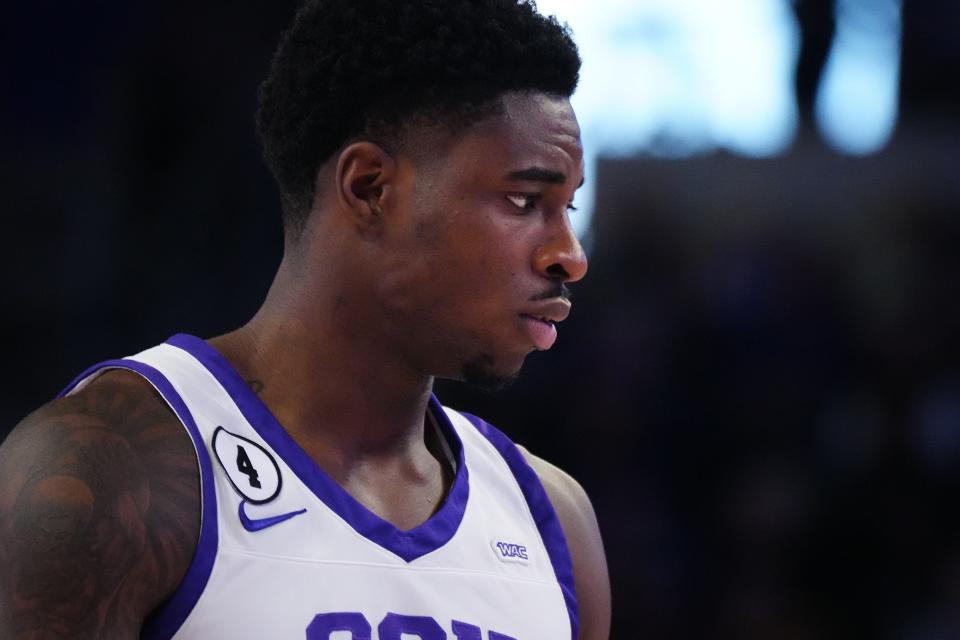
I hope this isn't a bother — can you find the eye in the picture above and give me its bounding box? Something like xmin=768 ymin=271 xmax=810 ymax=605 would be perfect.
xmin=567 ymin=203 xmax=578 ymax=212
xmin=506 ymin=193 xmax=540 ymax=212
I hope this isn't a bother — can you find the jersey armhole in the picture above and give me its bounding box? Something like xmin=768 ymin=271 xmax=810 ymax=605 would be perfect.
xmin=60 ymin=359 xmax=220 ymax=640
xmin=457 ymin=412 xmax=580 ymax=640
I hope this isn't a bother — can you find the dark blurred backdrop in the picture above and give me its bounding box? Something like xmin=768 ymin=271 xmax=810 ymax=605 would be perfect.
xmin=2 ymin=1 xmax=959 ymax=638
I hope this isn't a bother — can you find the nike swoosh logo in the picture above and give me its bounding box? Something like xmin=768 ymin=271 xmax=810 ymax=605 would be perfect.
xmin=238 ymin=500 xmax=307 ymax=532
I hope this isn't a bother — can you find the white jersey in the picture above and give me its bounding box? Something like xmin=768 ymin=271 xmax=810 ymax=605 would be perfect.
xmin=60 ymin=334 xmax=578 ymax=640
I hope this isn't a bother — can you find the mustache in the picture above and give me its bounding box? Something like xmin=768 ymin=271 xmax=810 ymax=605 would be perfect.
xmin=530 ymin=283 xmax=572 ymax=302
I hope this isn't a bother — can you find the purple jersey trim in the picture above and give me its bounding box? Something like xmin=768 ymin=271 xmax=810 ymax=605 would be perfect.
xmin=58 ymin=359 xmax=219 ymax=640
xmin=461 ymin=413 xmax=580 ymax=640
xmin=165 ymin=333 xmax=470 ymax=563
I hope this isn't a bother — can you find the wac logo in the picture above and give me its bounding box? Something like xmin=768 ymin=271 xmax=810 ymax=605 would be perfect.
xmin=491 ymin=539 xmax=529 ymax=564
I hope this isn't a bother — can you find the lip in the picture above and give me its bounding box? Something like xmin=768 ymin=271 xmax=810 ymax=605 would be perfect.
xmin=519 ymin=299 xmax=571 ymax=351
xmin=520 ymin=315 xmax=558 ymax=350
xmin=520 ymin=299 xmax=571 ymax=324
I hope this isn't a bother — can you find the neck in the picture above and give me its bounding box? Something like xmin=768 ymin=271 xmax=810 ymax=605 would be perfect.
xmin=209 ymin=250 xmax=436 ymax=464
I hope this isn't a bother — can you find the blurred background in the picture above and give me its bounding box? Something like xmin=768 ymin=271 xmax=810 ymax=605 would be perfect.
xmin=2 ymin=0 xmax=959 ymax=637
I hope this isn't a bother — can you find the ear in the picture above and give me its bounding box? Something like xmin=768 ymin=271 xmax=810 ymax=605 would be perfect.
xmin=334 ymin=141 xmax=397 ymax=236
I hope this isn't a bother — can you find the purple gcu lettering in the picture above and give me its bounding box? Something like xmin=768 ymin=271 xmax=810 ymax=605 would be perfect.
xmin=453 ymin=621 xmax=517 ymax=640
xmin=379 ymin=613 xmax=445 ymax=639
xmin=452 ymin=621 xmax=482 ymax=640
xmin=306 ymin=612 xmax=516 ymax=639
xmin=306 ymin=612 xmax=372 ymax=639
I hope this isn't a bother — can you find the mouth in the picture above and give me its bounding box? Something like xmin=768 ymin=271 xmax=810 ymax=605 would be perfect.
xmin=520 ymin=314 xmax=559 ymax=350
xmin=519 ymin=298 xmax=570 ymax=351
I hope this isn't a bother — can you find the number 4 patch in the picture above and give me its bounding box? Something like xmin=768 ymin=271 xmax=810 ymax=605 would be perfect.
xmin=236 ymin=445 xmax=262 ymax=488
xmin=212 ymin=427 xmax=282 ymax=503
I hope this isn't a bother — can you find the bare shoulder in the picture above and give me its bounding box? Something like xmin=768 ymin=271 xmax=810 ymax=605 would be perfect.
xmin=518 ymin=446 xmax=612 ymax=640
xmin=0 ymin=368 xmax=200 ymax=639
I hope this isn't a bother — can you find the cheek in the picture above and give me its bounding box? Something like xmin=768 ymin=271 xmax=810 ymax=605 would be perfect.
xmin=378 ymin=252 xmax=509 ymax=340
xmin=375 ymin=241 xmax=468 ymax=321
xmin=374 ymin=255 xmax=438 ymax=319
xmin=378 ymin=203 xmax=531 ymax=324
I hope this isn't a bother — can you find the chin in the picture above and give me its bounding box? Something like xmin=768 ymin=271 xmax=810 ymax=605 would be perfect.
xmin=459 ymin=352 xmax=523 ymax=392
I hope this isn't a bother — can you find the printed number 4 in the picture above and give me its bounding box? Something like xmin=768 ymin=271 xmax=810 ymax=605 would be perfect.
xmin=236 ymin=445 xmax=262 ymax=488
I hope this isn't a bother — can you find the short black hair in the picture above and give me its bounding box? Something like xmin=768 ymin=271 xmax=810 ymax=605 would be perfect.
xmin=256 ymin=0 xmax=581 ymax=235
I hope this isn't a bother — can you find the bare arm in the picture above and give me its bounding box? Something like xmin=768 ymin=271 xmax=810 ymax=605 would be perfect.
xmin=0 ymin=369 xmax=200 ymax=639
xmin=520 ymin=447 xmax=612 ymax=640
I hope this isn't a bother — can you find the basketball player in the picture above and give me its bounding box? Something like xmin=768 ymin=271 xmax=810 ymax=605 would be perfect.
xmin=0 ymin=1 xmax=611 ymax=638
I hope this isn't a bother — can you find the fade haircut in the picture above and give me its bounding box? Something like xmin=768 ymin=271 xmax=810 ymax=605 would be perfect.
xmin=256 ymin=0 xmax=581 ymax=237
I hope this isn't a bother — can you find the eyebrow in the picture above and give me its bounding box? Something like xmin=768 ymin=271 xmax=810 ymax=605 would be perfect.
xmin=505 ymin=167 xmax=586 ymax=188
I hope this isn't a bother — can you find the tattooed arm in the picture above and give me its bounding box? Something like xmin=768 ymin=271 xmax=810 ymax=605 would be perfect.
xmin=0 ymin=369 xmax=200 ymax=639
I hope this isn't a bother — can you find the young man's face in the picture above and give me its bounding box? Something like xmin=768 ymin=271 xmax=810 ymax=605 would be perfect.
xmin=375 ymin=92 xmax=588 ymax=387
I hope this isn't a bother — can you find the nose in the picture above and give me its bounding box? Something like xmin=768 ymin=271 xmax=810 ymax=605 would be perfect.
xmin=533 ymin=213 xmax=589 ymax=283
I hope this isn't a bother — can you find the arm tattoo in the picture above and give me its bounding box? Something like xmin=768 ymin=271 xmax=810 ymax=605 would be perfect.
xmin=0 ymin=370 xmax=200 ymax=639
